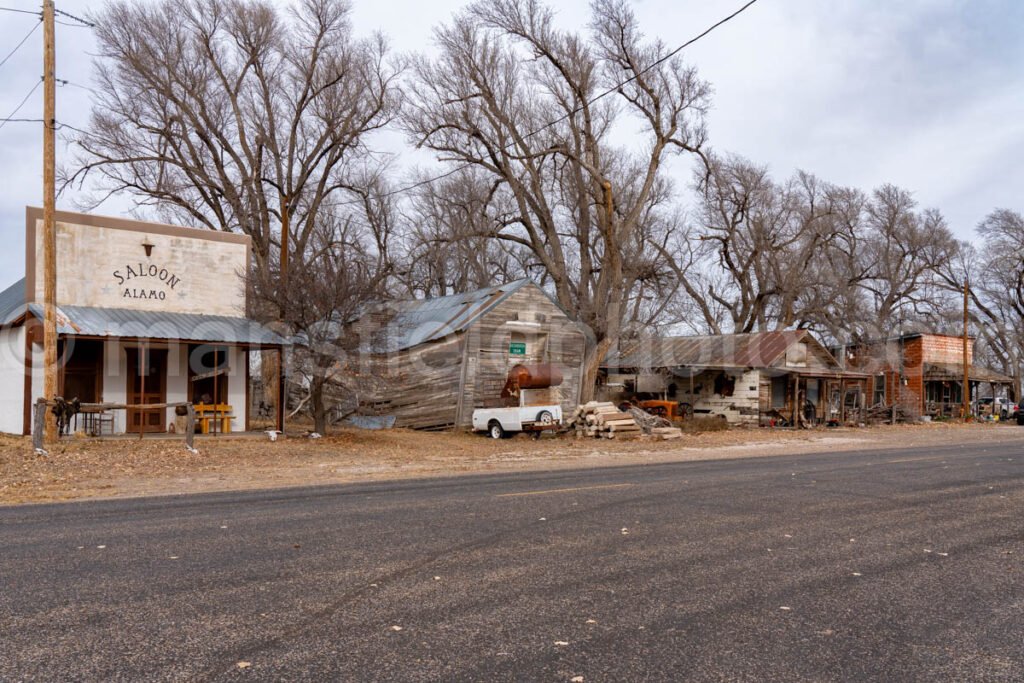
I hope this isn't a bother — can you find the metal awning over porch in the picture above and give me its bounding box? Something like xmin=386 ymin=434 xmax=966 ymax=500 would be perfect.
xmin=922 ymin=362 xmax=1012 ymax=384
xmin=25 ymin=304 xmax=289 ymax=347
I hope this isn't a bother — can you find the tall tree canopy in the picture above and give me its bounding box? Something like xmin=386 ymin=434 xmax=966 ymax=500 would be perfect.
xmin=402 ymin=0 xmax=711 ymax=398
xmin=66 ymin=0 xmax=401 ymax=274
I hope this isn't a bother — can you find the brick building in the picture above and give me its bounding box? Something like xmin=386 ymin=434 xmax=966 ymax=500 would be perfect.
xmin=839 ymin=333 xmax=1013 ymax=418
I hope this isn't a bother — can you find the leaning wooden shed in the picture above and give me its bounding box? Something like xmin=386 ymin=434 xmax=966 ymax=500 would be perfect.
xmin=353 ymin=280 xmax=588 ymax=430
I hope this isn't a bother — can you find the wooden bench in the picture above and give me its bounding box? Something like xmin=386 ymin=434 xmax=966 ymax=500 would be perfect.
xmin=193 ymin=403 xmax=233 ymax=434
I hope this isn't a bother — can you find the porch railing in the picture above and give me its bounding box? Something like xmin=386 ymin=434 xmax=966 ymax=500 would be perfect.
xmin=32 ymin=398 xmax=196 ymax=452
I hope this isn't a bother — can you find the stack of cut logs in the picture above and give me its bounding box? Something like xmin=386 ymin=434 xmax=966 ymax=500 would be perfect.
xmin=567 ymin=402 xmax=641 ymax=439
xmin=566 ymin=402 xmax=683 ymax=440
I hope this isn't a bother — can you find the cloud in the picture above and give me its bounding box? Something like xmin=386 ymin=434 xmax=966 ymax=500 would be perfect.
xmin=0 ymin=0 xmax=1020 ymax=289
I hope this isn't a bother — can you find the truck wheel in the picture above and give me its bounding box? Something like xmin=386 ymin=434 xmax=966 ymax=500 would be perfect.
xmin=536 ymin=410 xmax=554 ymax=426
xmin=488 ymin=421 xmax=505 ymax=439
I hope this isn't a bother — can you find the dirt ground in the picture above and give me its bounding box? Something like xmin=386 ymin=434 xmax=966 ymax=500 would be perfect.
xmin=3 ymin=421 xmax=1024 ymax=506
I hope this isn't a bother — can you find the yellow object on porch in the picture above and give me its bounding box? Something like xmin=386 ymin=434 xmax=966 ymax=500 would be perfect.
xmin=194 ymin=403 xmax=233 ymax=434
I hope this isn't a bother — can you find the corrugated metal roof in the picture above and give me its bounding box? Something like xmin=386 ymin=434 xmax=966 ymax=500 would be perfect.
xmin=606 ymin=330 xmax=817 ymax=370
xmin=369 ymin=279 xmax=533 ymax=352
xmin=0 ymin=277 xmax=26 ymax=324
xmin=923 ymin=362 xmax=1013 ymax=383
xmin=24 ymin=304 xmax=287 ymax=346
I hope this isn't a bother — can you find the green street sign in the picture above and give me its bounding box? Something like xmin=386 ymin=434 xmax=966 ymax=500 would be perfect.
xmin=509 ymin=342 xmax=527 ymax=355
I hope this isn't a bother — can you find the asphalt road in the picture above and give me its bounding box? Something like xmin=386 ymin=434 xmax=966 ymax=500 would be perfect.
xmin=1 ymin=441 xmax=1023 ymax=682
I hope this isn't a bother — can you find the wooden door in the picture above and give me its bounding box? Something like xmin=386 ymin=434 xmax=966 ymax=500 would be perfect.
xmin=126 ymin=348 xmax=167 ymax=433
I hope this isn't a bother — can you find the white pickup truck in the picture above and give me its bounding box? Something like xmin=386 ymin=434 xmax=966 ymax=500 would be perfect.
xmin=472 ymin=404 xmax=562 ymax=438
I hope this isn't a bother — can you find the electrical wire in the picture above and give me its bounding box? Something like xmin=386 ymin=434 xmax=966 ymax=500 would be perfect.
xmin=53 ymin=6 xmax=94 ymax=28
xmin=0 ymin=77 xmax=43 ymax=132
xmin=56 ymin=77 xmax=92 ymax=92
xmin=0 ymin=6 xmax=41 ymax=16
xmin=0 ymin=17 xmax=41 ymax=72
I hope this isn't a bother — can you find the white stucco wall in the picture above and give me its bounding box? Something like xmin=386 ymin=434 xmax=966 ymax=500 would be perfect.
xmin=0 ymin=326 xmax=26 ymax=434
xmin=104 ymin=340 xmax=127 ymax=433
xmin=228 ymin=346 xmax=247 ymax=432
xmin=25 ymin=339 xmax=43 ymax=435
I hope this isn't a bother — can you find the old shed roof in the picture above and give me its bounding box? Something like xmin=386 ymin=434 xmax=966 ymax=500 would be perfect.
xmin=368 ymin=279 xmax=535 ymax=352
xmin=606 ymin=330 xmax=829 ymax=370
xmin=0 ymin=278 xmax=26 ymax=324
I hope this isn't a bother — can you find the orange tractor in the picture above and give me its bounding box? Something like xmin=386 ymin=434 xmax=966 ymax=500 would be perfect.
xmin=622 ymin=399 xmax=693 ymax=422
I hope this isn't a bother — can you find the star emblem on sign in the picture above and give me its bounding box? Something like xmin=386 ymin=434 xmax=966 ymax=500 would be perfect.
xmin=100 ymin=284 xmax=113 ymax=295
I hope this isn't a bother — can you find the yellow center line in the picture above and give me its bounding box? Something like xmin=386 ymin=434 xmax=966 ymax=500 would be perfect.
xmin=496 ymin=483 xmax=635 ymax=498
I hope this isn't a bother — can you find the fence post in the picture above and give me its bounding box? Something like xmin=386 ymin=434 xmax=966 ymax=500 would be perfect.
xmin=33 ymin=398 xmax=47 ymax=451
xmin=185 ymin=403 xmax=195 ymax=450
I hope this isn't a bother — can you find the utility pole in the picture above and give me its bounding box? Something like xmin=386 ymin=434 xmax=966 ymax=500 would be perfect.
xmin=42 ymin=0 xmax=57 ymax=444
xmin=963 ymin=278 xmax=970 ymax=420
xmin=277 ymin=194 xmax=288 ymax=433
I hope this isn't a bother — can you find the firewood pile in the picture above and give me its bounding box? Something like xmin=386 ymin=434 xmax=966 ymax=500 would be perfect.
xmin=565 ymin=402 xmax=683 ymax=440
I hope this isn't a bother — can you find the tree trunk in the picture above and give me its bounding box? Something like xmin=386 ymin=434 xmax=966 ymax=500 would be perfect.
xmin=311 ymin=376 xmax=327 ymax=435
xmin=261 ymin=353 xmax=279 ymax=417
xmin=579 ymin=336 xmax=615 ymax=404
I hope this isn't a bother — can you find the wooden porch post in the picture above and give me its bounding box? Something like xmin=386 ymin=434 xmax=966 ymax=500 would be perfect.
xmin=138 ymin=340 xmax=145 ymax=440
xmin=276 ymin=346 xmax=285 ymax=432
xmin=212 ymin=346 xmax=219 ymax=437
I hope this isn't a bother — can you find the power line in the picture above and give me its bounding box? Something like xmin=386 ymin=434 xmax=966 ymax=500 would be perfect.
xmin=56 ymin=77 xmax=92 ymax=92
xmin=55 ymin=119 xmax=91 ymax=136
xmin=0 ymin=16 xmax=41 ymax=72
xmin=0 ymin=77 xmax=43 ymax=132
xmin=53 ymin=6 xmax=94 ymax=28
xmin=0 ymin=6 xmax=41 ymax=16
xmin=337 ymin=0 xmax=761 ymax=205
xmin=0 ymin=117 xmax=42 ymax=123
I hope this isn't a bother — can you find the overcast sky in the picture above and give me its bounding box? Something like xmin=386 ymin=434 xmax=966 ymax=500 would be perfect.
xmin=0 ymin=0 xmax=1021 ymax=290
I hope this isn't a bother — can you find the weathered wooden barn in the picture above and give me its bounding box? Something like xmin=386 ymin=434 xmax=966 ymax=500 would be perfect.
xmin=602 ymin=330 xmax=869 ymax=427
xmin=352 ymin=279 xmax=588 ymax=430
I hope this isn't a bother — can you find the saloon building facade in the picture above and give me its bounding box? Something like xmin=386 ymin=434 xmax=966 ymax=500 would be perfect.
xmin=0 ymin=207 xmax=287 ymax=435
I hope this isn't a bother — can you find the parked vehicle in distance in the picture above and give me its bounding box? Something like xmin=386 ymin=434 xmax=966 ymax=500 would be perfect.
xmin=975 ymin=397 xmax=1018 ymax=420
xmin=472 ymin=404 xmax=562 ymax=438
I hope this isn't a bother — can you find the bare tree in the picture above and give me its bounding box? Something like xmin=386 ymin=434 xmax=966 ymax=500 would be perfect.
xmin=397 ymin=169 xmax=528 ymax=297
xmin=249 ymin=188 xmax=393 ymax=433
xmin=402 ymin=0 xmax=711 ymax=398
xmin=685 ymin=155 xmax=848 ymax=334
xmin=935 ymin=209 xmax=1024 ymax=397
xmin=857 ymin=185 xmax=958 ymax=334
xmin=65 ymin=0 xmax=400 ymax=276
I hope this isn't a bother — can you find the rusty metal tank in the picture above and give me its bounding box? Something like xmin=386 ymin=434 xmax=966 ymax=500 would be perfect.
xmin=507 ymin=363 xmax=564 ymax=390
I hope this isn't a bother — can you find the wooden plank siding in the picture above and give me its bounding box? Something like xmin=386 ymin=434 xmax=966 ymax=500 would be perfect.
xmin=359 ymin=334 xmax=466 ymax=430
xmin=357 ymin=283 xmax=587 ymax=431
xmin=458 ymin=286 xmax=586 ymax=428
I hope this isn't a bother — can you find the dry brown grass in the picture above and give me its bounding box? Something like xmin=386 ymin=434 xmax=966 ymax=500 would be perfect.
xmin=679 ymin=416 xmax=731 ymax=433
xmin=2 ymin=420 xmax=1023 ymax=505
